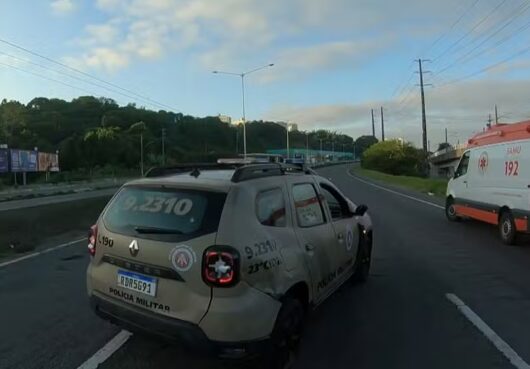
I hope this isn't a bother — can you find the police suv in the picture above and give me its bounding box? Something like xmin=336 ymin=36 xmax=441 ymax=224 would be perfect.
xmin=87 ymin=162 xmax=373 ymax=367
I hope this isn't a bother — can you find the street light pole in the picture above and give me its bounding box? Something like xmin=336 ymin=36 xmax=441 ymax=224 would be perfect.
xmin=161 ymin=128 xmax=166 ymax=165
xmin=286 ymin=124 xmax=290 ymax=160
xmin=212 ymin=63 xmax=274 ymax=158
xmin=305 ymin=133 xmax=309 ymax=164
xmin=140 ymin=133 xmax=144 ymax=177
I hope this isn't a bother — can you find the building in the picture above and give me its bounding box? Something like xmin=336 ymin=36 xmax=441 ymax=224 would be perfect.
xmin=218 ymin=115 xmax=232 ymax=124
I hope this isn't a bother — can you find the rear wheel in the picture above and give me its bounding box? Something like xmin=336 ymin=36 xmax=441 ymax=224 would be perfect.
xmin=267 ymin=298 xmax=305 ymax=369
xmin=445 ymin=197 xmax=461 ymax=222
xmin=499 ymin=211 xmax=517 ymax=245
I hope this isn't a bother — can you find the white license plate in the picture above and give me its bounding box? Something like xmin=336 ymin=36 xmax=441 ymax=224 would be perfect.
xmin=117 ymin=270 xmax=157 ymax=297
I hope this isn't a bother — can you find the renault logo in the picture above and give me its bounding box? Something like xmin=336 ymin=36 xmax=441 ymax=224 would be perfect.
xmin=129 ymin=240 xmax=139 ymax=257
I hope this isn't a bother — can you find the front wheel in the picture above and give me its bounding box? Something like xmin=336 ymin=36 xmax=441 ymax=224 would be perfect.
xmin=445 ymin=197 xmax=461 ymax=222
xmin=499 ymin=211 xmax=517 ymax=245
xmin=352 ymin=231 xmax=372 ymax=284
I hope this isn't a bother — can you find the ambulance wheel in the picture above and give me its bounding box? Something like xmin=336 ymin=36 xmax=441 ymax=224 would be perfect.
xmin=445 ymin=197 xmax=461 ymax=222
xmin=499 ymin=211 xmax=517 ymax=245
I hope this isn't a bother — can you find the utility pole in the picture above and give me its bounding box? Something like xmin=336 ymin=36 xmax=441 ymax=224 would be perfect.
xmin=495 ymin=104 xmax=499 ymax=124
xmin=380 ymin=106 xmax=385 ymax=141
xmin=319 ymin=139 xmax=323 ymax=162
xmin=412 ymin=58 xmax=429 ymax=174
xmin=417 ymin=59 xmax=430 ymax=155
xmin=371 ymin=109 xmax=375 ymax=137
xmin=445 ymin=127 xmax=448 ymax=144
xmin=161 ymin=128 xmax=166 ymax=165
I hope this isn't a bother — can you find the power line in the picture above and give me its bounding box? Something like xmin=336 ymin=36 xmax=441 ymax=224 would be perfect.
xmin=0 ymin=50 xmax=161 ymax=107
xmin=432 ymin=0 xmax=508 ymax=64
xmin=0 ymin=61 xmax=100 ymax=96
xmin=438 ymin=43 xmax=530 ymax=87
xmin=0 ymin=37 xmax=178 ymax=111
xmin=433 ymin=2 xmax=530 ymax=77
xmin=422 ymin=0 xmax=480 ymax=56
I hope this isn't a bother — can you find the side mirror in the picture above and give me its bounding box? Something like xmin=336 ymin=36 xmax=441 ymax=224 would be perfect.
xmin=353 ymin=204 xmax=368 ymax=216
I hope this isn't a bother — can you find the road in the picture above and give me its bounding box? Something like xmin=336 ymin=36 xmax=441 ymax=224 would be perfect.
xmin=2 ymin=164 xmax=530 ymax=369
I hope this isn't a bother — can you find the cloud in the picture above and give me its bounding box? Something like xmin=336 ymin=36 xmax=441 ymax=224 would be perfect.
xmin=63 ymin=48 xmax=129 ymax=72
xmin=265 ymin=79 xmax=530 ymax=146
xmin=50 ymin=0 xmax=75 ymax=15
xmin=66 ymin=0 xmax=463 ymax=73
xmin=258 ymin=39 xmax=392 ymax=84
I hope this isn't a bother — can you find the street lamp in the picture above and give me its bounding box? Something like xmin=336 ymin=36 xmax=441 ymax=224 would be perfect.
xmin=212 ymin=63 xmax=274 ymax=158
xmin=286 ymin=123 xmax=292 ymax=160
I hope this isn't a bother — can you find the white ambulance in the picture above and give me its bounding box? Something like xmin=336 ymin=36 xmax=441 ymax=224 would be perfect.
xmin=445 ymin=121 xmax=530 ymax=245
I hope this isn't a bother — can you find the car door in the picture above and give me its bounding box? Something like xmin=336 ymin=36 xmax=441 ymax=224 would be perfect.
xmin=317 ymin=181 xmax=359 ymax=279
xmin=290 ymin=181 xmax=340 ymax=304
xmin=452 ymin=150 xmax=471 ymax=201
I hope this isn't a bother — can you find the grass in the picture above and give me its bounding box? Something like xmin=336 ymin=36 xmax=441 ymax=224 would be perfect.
xmin=351 ymin=167 xmax=448 ymax=198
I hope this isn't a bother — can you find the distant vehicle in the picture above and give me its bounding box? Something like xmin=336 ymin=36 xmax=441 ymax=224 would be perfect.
xmin=87 ymin=162 xmax=372 ymax=367
xmin=446 ymin=121 xmax=530 ymax=244
xmin=243 ymin=153 xmax=285 ymax=163
xmin=286 ymin=153 xmax=305 ymax=165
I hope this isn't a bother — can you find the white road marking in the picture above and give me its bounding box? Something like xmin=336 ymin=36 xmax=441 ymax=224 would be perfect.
xmin=77 ymin=330 xmax=132 ymax=369
xmin=446 ymin=293 xmax=530 ymax=369
xmin=346 ymin=171 xmax=445 ymax=210
xmin=0 ymin=238 xmax=85 ymax=269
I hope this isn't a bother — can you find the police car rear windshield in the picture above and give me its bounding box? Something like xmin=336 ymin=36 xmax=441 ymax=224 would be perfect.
xmin=103 ymin=186 xmax=226 ymax=242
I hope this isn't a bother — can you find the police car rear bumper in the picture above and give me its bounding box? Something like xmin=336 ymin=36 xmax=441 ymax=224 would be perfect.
xmin=90 ymin=293 xmax=269 ymax=359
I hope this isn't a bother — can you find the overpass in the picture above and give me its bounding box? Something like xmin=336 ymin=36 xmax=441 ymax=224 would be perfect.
xmin=429 ymin=144 xmax=467 ymax=178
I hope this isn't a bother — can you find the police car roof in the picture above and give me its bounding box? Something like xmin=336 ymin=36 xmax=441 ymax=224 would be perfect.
xmin=125 ymin=163 xmax=312 ymax=191
xmin=125 ymin=170 xmax=235 ymax=191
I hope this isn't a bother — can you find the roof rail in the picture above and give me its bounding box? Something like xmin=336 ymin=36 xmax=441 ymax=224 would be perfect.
xmin=144 ymin=163 xmax=241 ymax=178
xmin=231 ymin=163 xmax=315 ymax=182
xmin=231 ymin=164 xmax=284 ymax=182
xmin=145 ymin=162 xmax=316 ymax=181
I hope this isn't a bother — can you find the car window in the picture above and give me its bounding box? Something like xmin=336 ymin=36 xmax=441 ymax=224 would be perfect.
xmin=292 ymin=183 xmax=325 ymax=227
xmin=320 ymin=184 xmax=348 ymax=221
xmin=256 ymin=188 xmax=286 ymax=227
xmin=103 ymin=186 xmax=226 ymax=242
xmin=455 ymin=151 xmax=470 ymax=178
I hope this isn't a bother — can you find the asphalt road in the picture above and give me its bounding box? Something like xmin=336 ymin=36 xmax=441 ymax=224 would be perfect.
xmin=2 ymin=164 xmax=530 ymax=369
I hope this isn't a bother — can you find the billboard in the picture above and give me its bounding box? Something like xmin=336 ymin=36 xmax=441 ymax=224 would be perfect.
xmin=10 ymin=149 xmax=38 ymax=172
xmin=0 ymin=149 xmax=7 ymax=173
xmin=38 ymin=152 xmax=60 ymax=172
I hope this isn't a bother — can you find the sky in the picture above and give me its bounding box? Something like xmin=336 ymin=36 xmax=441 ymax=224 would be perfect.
xmin=1 ymin=0 xmax=530 ymax=149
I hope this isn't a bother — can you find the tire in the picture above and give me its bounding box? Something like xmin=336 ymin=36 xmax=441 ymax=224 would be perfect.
xmin=499 ymin=211 xmax=517 ymax=245
xmin=267 ymin=298 xmax=305 ymax=369
xmin=445 ymin=197 xmax=461 ymax=222
xmin=352 ymin=231 xmax=372 ymax=284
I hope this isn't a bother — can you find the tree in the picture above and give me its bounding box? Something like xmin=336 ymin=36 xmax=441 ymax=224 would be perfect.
xmin=362 ymin=139 xmax=422 ymax=176
xmin=354 ymin=135 xmax=378 ymax=158
xmin=0 ymin=96 xmax=356 ymax=173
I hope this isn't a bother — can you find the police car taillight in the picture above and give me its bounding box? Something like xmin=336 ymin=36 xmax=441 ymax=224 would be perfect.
xmin=88 ymin=224 xmax=97 ymax=257
xmin=202 ymin=246 xmax=240 ymax=287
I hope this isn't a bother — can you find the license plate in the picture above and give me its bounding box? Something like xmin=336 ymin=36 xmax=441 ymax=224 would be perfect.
xmin=117 ymin=270 xmax=157 ymax=297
